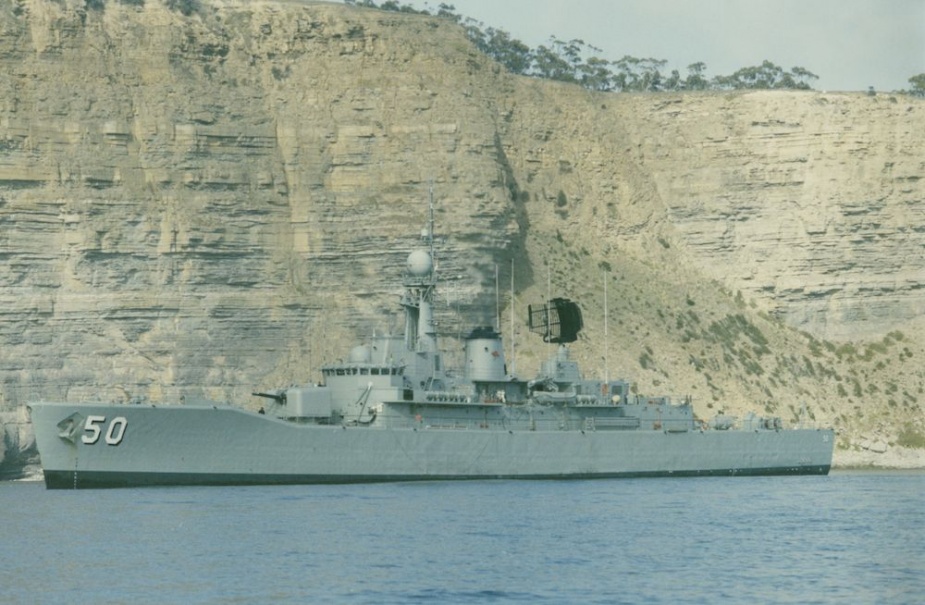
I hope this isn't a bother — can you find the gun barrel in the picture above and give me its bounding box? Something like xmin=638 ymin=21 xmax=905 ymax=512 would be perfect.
xmin=252 ymin=391 xmax=286 ymax=403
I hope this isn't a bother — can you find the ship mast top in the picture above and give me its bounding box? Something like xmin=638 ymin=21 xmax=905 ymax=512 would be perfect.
xmin=401 ymin=186 xmax=439 ymax=355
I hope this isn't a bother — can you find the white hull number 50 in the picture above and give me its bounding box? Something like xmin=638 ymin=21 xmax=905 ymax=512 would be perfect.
xmin=82 ymin=415 xmax=128 ymax=446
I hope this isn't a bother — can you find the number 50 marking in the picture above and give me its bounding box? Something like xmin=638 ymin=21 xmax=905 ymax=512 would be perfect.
xmin=82 ymin=415 xmax=128 ymax=446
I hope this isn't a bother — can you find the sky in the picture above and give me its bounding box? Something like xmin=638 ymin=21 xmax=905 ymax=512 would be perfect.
xmin=398 ymin=0 xmax=925 ymax=92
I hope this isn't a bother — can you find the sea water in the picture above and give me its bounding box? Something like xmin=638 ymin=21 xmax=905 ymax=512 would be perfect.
xmin=2 ymin=471 xmax=923 ymax=604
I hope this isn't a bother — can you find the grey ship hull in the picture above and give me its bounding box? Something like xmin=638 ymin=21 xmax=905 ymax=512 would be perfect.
xmin=30 ymin=402 xmax=834 ymax=489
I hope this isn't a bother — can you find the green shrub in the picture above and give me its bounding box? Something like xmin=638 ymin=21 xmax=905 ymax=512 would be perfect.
xmin=896 ymin=426 xmax=925 ymax=449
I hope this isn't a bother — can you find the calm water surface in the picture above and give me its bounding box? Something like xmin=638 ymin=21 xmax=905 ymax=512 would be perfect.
xmin=2 ymin=471 xmax=923 ymax=604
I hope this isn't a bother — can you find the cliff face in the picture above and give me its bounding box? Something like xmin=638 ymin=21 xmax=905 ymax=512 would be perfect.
xmin=493 ymin=85 xmax=925 ymax=342
xmin=1 ymin=0 xmax=519 ymax=407
xmin=1 ymin=0 xmax=923 ymax=469
xmin=615 ymin=92 xmax=925 ymax=342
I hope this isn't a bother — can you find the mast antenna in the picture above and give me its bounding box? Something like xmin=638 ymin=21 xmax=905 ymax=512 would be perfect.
xmin=604 ymin=270 xmax=609 ymax=383
xmin=510 ymin=258 xmax=515 ymax=376
xmin=495 ymin=264 xmax=500 ymax=332
xmin=428 ymin=183 xmax=436 ymax=271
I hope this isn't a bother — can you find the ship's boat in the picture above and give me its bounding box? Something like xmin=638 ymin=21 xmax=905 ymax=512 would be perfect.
xmin=28 ymin=196 xmax=834 ymax=488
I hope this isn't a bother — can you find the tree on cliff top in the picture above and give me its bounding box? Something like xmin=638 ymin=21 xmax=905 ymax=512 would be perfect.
xmin=465 ymin=25 xmax=533 ymax=75
xmin=909 ymin=74 xmax=925 ymax=97
xmin=711 ymin=61 xmax=819 ymax=90
xmin=346 ymin=1 xmax=821 ymax=93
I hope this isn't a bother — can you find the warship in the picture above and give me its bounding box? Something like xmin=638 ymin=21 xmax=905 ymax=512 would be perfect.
xmin=29 ymin=200 xmax=834 ymax=489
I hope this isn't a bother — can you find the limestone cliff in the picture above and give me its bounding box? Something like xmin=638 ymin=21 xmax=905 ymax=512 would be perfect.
xmin=1 ymin=0 xmax=923 ymax=474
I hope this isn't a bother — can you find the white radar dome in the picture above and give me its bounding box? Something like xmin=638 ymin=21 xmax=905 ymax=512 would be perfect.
xmin=406 ymin=249 xmax=433 ymax=276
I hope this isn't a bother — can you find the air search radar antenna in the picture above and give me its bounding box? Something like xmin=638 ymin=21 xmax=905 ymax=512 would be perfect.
xmin=527 ymin=298 xmax=584 ymax=344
